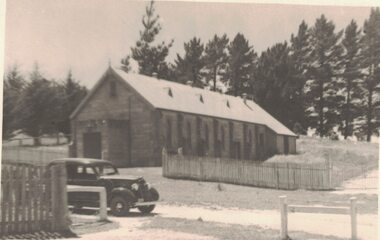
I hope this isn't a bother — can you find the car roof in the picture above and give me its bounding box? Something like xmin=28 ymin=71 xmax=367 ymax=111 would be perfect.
xmin=50 ymin=158 xmax=114 ymax=166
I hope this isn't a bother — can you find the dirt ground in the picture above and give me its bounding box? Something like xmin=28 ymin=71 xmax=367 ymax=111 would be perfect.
xmin=70 ymin=168 xmax=378 ymax=240
xmin=69 ymin=202 xmax=377 ymax=240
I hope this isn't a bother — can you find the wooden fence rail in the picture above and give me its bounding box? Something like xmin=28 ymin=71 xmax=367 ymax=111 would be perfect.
xmin=2 ymin=146 xmax=68 ymax=166
xmin=279 ymin=195 xmax=357 ymax=240
xmin=163 ymin=151 xmax=333 ymax=190
xmin=0 ymin=162 xmax=69 ymax=236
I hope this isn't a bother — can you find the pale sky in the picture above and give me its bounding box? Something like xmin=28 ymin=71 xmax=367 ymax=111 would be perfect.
xmin=3 ymin=0 xmax=376 ymax=87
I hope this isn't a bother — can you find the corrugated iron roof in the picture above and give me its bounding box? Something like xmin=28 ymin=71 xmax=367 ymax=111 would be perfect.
xmin=112 ymin=67 xmax=296 ymax=136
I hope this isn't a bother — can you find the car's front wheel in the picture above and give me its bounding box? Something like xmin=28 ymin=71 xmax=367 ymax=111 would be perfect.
xmin=137 ymin=187 xmax=159 ymax=214
xmin=110 ymin=196 xmax=130 ymax=216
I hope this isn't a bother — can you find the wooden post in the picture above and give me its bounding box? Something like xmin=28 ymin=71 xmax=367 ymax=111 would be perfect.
xmin=162 ymin=148 xmax=167 ymax=176
xmin=51 ymin=163 xmax=69 ymax=232
xmin=279 ymin=195 xmax=288 ymax=240
xmin=350 ymin=197 xmax=357 ymax=240
xmin=99 ymin=188 xmax=107 ymax=221
xmin=328 ymin=152 xmax=333 ymax=189
xmin=101 ymin=150 xmax=107 ymax=160
xmin=276 ymin=166 xmax=280 ymax=189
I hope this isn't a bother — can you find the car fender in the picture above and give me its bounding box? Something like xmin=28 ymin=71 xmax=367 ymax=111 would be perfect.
xmin=111 ymin=187 xmax=136 ymax=203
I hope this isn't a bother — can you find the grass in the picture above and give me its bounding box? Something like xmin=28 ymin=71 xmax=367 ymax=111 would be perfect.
xmin=267 ymin=136 xmax=378 ymax=187
xmin=141 ymin=217 xmax=345 ymax=240
xmin=268 ymin=136 xmax=378 ymax=172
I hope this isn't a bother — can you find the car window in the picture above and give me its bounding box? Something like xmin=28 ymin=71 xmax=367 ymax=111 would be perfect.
xmin=86 ymin=167 xmax=95 ymax=175
xmin=77 ymin=166 xmax=85 ymax=174
xmin=94 ymin=164 xmax=118 ymax=176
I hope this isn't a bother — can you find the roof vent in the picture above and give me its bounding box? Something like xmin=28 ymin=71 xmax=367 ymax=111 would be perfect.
xmin=196 ymin=93 xmax=204 ymax=103
xmin=223 ymin=99 xmax=230 ymax=108
xmin=186 ymin=81 xmax=192 ymax=87
xmin=242 ymin=93 xmax=247 ymax=104
xmin=152 ymin=72 xmax=158 ymax=79
xmin=164 ymin=87 xmax=173 ymax=97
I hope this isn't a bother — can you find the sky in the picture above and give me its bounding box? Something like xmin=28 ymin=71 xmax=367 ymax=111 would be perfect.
xmin=3 ymin=0 xmax=377 ymax=88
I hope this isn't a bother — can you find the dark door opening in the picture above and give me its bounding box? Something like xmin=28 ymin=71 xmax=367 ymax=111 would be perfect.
xmin=284 ymin=136 xmax=289 ymax=155
xmin=83 ymin=132 xmax=102 ymax=159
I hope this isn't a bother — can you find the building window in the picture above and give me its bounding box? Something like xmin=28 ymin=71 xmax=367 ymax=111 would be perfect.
xmin=187 ymin=122 xmax=192 ymax=147
xmin=259 ymin=133 xmax=264 ymax=146
xmin=167 ymin=119 xmax=172 ymax=148
xmin=221 ymin=126 xmax=225 ymax=150
xmin=205 ymin=124 xmax=209 ymax=150
xmin=177 ymin=114 xmax=183 ymax=147
xmin=110 ymin=81 xmax=116 ymax=97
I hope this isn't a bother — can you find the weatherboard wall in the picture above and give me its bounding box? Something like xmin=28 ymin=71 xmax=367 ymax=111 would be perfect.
xmin=72 ymin=72 xmax=158 ymax=167
xmin=71 ymin=69 xmax=297 ymax=167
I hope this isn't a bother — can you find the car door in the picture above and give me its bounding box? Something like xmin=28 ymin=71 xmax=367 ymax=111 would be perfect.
xmin=67 ymin=164 xmax=100 ymax=206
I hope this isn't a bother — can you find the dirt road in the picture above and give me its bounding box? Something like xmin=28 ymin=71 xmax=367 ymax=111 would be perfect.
xmin=70 ymin=203 xmax=377 ymax=240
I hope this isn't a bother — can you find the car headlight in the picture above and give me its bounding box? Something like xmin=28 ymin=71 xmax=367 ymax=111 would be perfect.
xmin=131 ymin=183 xmax=139 ymax=191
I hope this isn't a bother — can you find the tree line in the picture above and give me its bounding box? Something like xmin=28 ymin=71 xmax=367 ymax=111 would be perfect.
xmin=3 ymin=64 xmax=87 ymax=145
xmin=122 ymin=1 xmax=380 ymax=141
xmin=3 ymin=2 xmax=379 ymax=145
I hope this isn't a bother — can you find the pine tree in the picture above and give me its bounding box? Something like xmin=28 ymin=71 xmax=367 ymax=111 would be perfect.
xmin=306 ymin=15 xmax=343 ymax=137
xmin=204 ymin=34 xmax=229 ymax=91
xmin=340 ymin=20 xmax=362 ymax=139
xmin=14 ymin=64 xmax=61 ymax=145
xmin=253 ymin=42 xmax=299 ymax=129
xmin=3 ymin=65 xmax=25 ymax=139
xmin=225 ymin=33 xmax=256 ymax=96
xmin=129 ymin=0 xmax=173 ymax=78
xmin=289 ymin=21 xmax=311 ymax=133
xmin=360 ymin=8 xmax=380 ymax=141
xmin=174 ymin=37 xmax=205 ymax=87
xmin=57 ymin=70 xmax=87 ymax=141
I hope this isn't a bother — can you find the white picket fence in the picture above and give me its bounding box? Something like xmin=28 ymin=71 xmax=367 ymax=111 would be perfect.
xmin=162 ymin=151 xmax=333 ymax=190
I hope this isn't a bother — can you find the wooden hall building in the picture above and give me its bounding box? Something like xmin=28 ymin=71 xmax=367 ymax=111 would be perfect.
xmin=70 ymin=66 xmax=297 ymax=167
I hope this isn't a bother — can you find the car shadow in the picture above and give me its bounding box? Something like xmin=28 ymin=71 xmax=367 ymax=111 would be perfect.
xmin=70 ymin=207 xmax=158 ymax=218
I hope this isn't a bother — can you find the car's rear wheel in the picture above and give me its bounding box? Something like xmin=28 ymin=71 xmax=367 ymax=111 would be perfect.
xmin=137 ymin=187 xmax=159 ymax=214
xmin=110 ymin=196 xmax=130 ymax=216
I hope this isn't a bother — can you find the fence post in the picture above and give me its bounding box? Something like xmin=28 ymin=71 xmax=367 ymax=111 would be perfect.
xmin=99 ymin=188 xmax=107 ymax=221
xmin=162 ymin=148 xmax=167 ymax=176
xmin=279 ymin=195 xmax=288 ymax=240
xmin=327 ymin=153 xmax=333 ymax=189
xmin=101 ymin=150 xmax=107 ymax=160
xmin=350 ymin=197 xmax=357 ymax=240
xmin=51 ymin=163 xmax=69 ymax=232
xmin=276 ymin=165 xmax=280 ymax=189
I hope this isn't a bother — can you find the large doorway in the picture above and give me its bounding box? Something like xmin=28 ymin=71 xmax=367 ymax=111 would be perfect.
xmin=83 ymin=132 xmax=102 ymax=159
xmin=108 ymin=120 xmax=130 ymax=167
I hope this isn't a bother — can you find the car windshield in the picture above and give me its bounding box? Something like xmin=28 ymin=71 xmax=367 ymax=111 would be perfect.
xmin=94 ymin=164 xmax=118 ymax=176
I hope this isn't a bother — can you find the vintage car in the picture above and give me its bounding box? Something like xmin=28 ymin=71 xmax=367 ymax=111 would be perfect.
xmin=48 ymin=158 xmax=159 ymax=216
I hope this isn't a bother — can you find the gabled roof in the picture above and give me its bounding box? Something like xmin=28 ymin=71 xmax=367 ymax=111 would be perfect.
xmin=71 ymin=66 xmax=296 ymax=137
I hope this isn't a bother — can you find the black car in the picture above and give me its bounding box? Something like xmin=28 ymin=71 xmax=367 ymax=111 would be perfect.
xmin=49 ymin=158 xmax=159 ymax=216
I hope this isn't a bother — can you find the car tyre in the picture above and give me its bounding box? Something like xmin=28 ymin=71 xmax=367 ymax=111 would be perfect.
xmin=137 ymin=187 xmax=159 ymax=214
xmin=110 ymin=196 xmax=130 ymax=216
